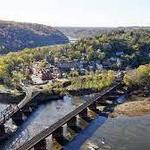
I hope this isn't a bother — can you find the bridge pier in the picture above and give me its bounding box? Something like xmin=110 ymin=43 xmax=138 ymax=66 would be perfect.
xmin=22 ymin=106 xmax=32 ymax=117
xmin=12 ymin=111 xmax=24 ymax=126
xmin=111 ymin=90 xmax=124 ymax=95
xmin=52 ymin=127 xmax=63 ymax=142
xmin=34 ymin=139 xmax=47 ymax=150
xmin=0 ymin=124 xmax=6 ymax=140
xmin=67 ymin=116 xmax=77 ymax=128
xmin=105 ymin=95 xmax=119 ymax=101
xmin=98 ymin=99 xmax=114 ymax=106
xmin=29 ymin=102 xmax=38 ymax=111
xmin=79 ymin=108 xmax=88 ymax=120
xmin=88 ymin=102 xmax=99 ymax=112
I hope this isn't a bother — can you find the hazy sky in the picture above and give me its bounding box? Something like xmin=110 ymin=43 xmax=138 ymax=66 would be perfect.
xmin=0 ymin=0 xmax=150 ymax=27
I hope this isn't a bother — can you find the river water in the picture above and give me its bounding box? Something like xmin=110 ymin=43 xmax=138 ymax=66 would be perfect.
xmin=0 ymin=94 xmax=150 ymax=150
xmin=65 ymin=115 xmax=150 ymax=150
xmin=0 ymin=103 xmax=8 ymax=112
xmin=0 ymin=94 xmax=94 ymax=149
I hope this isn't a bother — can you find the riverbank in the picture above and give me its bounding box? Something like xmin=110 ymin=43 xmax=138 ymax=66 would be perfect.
xmin=110 ymin=90 xmax=150 ymax=117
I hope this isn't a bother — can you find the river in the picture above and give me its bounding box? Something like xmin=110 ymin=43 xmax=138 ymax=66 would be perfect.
xmin=0 ymin=94 xmax=150 ymax=150
xmin=0 ymin=94 xmax=94 ymax=150
xmin=66 ymin=115 xmax=150 ymax=150
xmin=0 ymin=103 xmax=8 ymax=112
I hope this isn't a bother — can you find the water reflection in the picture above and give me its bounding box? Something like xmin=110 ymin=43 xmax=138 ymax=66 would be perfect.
xmin=0 ymin=103 xmax=8 ymax=112
xmin=80 ymin=115 xmax=150 ymax=150
xmin=64 ymin=116 xmax=108 ymax=150
xmin=0 ymin=94 xmax=150 ymax=150
xmin=1 ymin=95 xmax=85 ymax=150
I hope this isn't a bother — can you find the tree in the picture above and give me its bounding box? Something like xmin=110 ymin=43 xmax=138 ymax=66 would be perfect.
xmin=123 ymin=64 xmax=150 ymax=87
xmin=11 ymin=71 xmax=25 ymax=88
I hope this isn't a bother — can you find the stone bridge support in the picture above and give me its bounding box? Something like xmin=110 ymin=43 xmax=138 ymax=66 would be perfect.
xmin=67 ymin=116 xmax=77 ymax=128
xmin=97 ymin=98 xmax=113 ymax=106
xmin=28 ymin=102 xmax=38 ymax=111
xmin=22 ymin=106 xmax=32 ymax=117
xmin=88 ymin=102 xmax=98 ymax=112
xmin=79 ymin=108 xmax=88 ymax=120
xmin=34 ymin=139 xmax=47 ymax=150
xmin=0 ymin=124 xmax=6 ymax=140
xmin=52 ymin=127 xmax=63 ymax=142
xmin=111 ymin=90 xmax=124 ymax=95
xmin=12 ymin=111 xmax=24 ymax=126
xmin=105 ymin=95 xmax=119 ymax=101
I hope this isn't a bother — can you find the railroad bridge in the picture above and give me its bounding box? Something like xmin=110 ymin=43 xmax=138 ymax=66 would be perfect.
xmin=17 ymin=82 xmax=127 ymax=150
xmin=0 ymin=87 xmax=40 ymax=141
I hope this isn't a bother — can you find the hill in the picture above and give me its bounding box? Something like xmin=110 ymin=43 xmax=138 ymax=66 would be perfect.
xmin=57 ymin=26 xmax=150 ymax=39
xmin=0 ymin=20 xmax=69 ymax=54
xmin=0 ymin=29 xmax=150 ymax=88
xmin=53 ymin=29 xmax=150 ymax=68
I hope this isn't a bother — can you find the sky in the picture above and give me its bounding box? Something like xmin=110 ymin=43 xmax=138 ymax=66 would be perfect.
xmin=0 ymin=0 xmax=150 ymax=27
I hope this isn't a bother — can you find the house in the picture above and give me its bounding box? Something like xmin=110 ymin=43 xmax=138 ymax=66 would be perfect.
xmin=96 ymin=63 xmax=103 ymax=70
xmin=46 ymin=55 xmax=54 ymax=65
xmin=110 ymin=57 xmax=117 ymax=61
xmin=116 ymin=58 xmax=122 ymax=67
xmin=102 ymin=60 xmax=112 ymax=68
xmin=31 ymin=62 xmax=61 ymax=82
xmin=41 ymin=68 xmax=53 ymax=80
xmin=56 ymin=60 xmax=78 ymax=71
xmin=116 ymin=51 xmax=124 ymax=56
xmin=79 ymin=68 xmax=86 ymax=75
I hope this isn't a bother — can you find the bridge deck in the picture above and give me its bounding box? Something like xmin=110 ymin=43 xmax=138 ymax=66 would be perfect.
xmin=0 ymin=87 xmax=39 ymax=125
xmin=17 ymin=83 xmax=120 ymax=150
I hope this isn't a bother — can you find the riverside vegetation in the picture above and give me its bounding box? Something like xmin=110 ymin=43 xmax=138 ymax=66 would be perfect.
xmin=42 ymin=70 xmax=116 ymax=95
xmin=0 ymin=29 xmax=149 ymax=96
xmin=110 ymin=64 xmax=150 ymax=117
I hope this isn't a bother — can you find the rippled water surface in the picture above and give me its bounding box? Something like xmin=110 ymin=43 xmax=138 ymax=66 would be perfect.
xmin=0 ymin=95 xmax=89 ymax=149
xmin=79 ymin=115 xmax=150 ymax=150
xmin=0 ymin=94 xmax=150 ymax=150
xmin=0 ymin=103 xmax=8 ymax=112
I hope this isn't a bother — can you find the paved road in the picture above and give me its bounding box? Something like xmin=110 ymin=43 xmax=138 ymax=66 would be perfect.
xmin=0 ymin=86 xmax=38 ymax=125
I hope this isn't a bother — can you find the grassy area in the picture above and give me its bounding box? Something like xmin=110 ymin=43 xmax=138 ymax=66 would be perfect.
xmin=69 ymin=70 xmax=116 ymax=91
xmin=40 ymin=70 xmax=116 ymax=95
xmin=0 ymin=84 xmax=6 ymax=90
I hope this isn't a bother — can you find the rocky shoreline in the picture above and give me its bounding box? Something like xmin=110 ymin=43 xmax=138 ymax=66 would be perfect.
xmin=110 ymin=89 xmax=150 ymax=117
xmin=1 ymin=85 xmax=150 ymax=118
xmin=0 ymin=91 xmax=25 ymax=104
xmin=0 ymin=87 xmax=97 ymax=104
